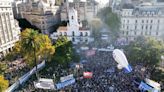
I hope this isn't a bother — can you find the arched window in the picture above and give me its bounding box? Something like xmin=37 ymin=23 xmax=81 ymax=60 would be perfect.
xmin=85 ymin=32 xmax=88 ymax=36
xmin=60 ymin=32 xmax=62 ymax=36
xmin=72 ymin=31 xmax=75 ymax=36
xmin=80 ymin=32 xmax=83 ymax=36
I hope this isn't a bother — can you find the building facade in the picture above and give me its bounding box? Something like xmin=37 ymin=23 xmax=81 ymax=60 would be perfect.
xmin=20 ymin=0 xmax=60 ymax=34
xmin=120 ymin=2 xmax=164 ymax=41
xmin=51 ymin=8 xmax=90 ymax=44
xmin=60 ymin=0 xmax=98 ymax=22
xmin=0 ymin=0 xmax=20 ymax=57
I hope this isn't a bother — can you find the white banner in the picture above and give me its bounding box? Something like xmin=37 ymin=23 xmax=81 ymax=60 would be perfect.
xmin=60 ymin=74 xmax=74 ymax=83
xmin=34 ymin=78 xmax=55 ymax=90
xmin=80 ymin=0 xmax=86 ymax=2
xmin=68 ymin=0 xmax=73 ymax=2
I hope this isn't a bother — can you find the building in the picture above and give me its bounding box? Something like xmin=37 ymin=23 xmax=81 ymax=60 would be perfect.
xmin=12 ymin=0 xmax=25 ymax=19
xmin=0 ymin=0 xmax=20 ymax=57
xmin=51 ymin=8 xmax=90 ymax=44
xmin=120 ymin=2 xmax=164 ymax=41
xmin=60 ymin=0 xmax=98 ymax=22
xmin=20 ymin=0 xmax=60 ymax=34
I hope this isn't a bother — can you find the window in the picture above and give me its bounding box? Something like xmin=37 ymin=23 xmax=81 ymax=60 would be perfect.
xmin=72 ymin=16 xmax=74 ymax=19
xmin=72 ymin=37 xmax=75 ymax=42
xmin=150 ymin=25 xmax=152 ymax=30
xmin=85 ymin=32 xmax=88 ymax=36
xmin=72 ymin=31 xmax=75 ymax=36
xmin=135 ymin=20 xmax=137 ymax=23
xmin=134 ymin=31 xmax=136 ymax=35
xmin=80 ymin=32 xmax=83 ymax=36
xmin=135 ymin=25 xmax=137 ymax=30
xmin=158 ymin=20 xmax=160 ymax=23
xmin=146 ymin=25 xmax=148 ymax=30
xmin=142 ymin=25 xmax=144 ymax=30
xmin=126 ymin=31 xmax=129 ymax=35
xmin=146 ymin=20 xmax=148 ymax=23
xmin=127 ymin=20 xmax=129 ymax=23
xmin=142 ymin=20 xmax=144 ymax=23
xmin=123 ymin=31 xmax=124 ymax=35
xmin=151 ymin=20 xmax=153 ymax=23
xmin=156 ymin=32 xmax=158 ymax=35
xmin=127 ymin=26 xmax=129 ymax=30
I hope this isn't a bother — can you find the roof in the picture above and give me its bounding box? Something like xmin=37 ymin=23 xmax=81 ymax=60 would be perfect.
xmin=122 ymin=3 xmax=134 ymax=9
xmin=157 ymin=0 xmax=164 ymax=2
xmin=79 ymin=27 xmax=90 ymax=30
xmin=58 ymin=27 xmax=67 ymax=31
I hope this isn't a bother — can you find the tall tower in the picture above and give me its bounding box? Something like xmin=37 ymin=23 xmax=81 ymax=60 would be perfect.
xmin=68 ymin=8 xmax=79 ymax=33
xmin=0 ymin=0 xmax=20 ymax=57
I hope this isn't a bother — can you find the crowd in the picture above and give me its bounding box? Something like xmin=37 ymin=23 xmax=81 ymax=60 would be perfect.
xmin=13 ymin=48 xmax=163 ymax=92
xmin=4 ymin=59 xmax=30 ymax=86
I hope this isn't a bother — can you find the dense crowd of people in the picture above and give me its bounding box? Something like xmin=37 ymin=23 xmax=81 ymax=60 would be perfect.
xmin=12 ymin=47 xmax=164 ymax=92
xmin=4 ymin=59 xmax=30 ymax=86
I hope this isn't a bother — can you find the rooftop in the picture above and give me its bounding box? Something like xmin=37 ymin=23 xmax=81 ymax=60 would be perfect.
xmin=122 ymin=3 xmax=134 ymax=9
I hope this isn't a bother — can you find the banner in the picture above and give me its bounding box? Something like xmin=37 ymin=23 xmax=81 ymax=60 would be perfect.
xmin=68 ymin=0 xmax=73 ymax=2
xmin=86 ymin=50 xmax=95 ymax=57
xmin=60 ymin=74 xmax=74 ymax=83
xmin=56 ymin=78 xmax=75 ymax=90
xmin=80 ymin=0 xmax=86 ymax=2
xmin=83 ymin=72 xmax=93 ymax=78
xmin=139 ymin=81 xmax=153 ymax=91
xmin=34 ymin=78 xmax=55 ymax=90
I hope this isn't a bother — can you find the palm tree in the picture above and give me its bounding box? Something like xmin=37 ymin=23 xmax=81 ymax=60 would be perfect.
xmin=21 ymin=29 xmax=43 ymax=79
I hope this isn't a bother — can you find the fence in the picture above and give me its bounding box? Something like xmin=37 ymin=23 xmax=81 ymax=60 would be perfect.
xmin=6 ymin=61 xmax=45 ymax=92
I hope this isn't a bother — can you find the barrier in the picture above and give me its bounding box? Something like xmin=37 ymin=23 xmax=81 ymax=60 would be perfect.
xmin=6 ymin=61 xmax=45 ymax=92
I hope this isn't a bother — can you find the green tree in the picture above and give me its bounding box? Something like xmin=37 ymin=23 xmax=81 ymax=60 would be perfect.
xmin=0 ymin=62 xmax=7 ymax=75
xmin=125 ymin=36 xmax=164 ymax=66
xmin=124 ymin=36 xmax=164 ymax=81
xmin=14 ymin=28 xmax=55 ymax=78
xmin=0 ymin=75 xmax=9 ymax=92
xmin=98 ymin=7 xmax=120 ymax=41
xmin=53 ymin=37 xmax=80 ymax=66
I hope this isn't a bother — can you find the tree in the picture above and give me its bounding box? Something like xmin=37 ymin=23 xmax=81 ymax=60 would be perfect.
xmin=0 ymin=62 xmax=7 ymax=75
xmin=97 ymin=7 xmax=121 ymax=41
xmin=124 ymin=36 xmax=164 ymax=82
xmin=14 ymin=28 xmax=55 ymax=78
xmin=124 ymin=36 xmax=164 ymax=66
xmin=52 ymin=37 xmax=80 ymax=66
xmin=0 ymin=75 xmax=9 ymax=92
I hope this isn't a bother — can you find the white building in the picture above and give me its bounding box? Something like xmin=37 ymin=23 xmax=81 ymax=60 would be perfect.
xmin=0 ymin=0 xmax=20 ymax=57
xmin=20 ymin=0 xmax=60 ymax=34
xmin=51 ymin=8 xmax=90 ymax=44
xmin=120 ymin=2 xmax=164 ymax=41
xmin=12 ymin=0 xmax=25 ymax=19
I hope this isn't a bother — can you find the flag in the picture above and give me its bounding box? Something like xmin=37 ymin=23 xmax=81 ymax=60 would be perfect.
xmin=86 ymin=50 xmax=96 ymax=57
xmin=83 ymin=72 xmax=93 ymax=78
